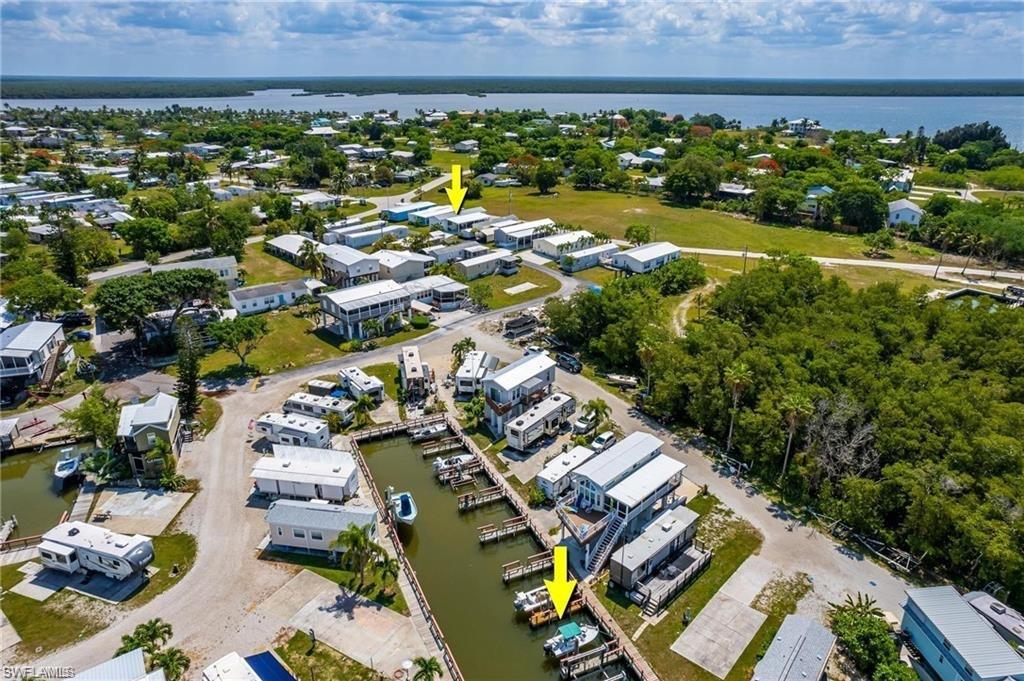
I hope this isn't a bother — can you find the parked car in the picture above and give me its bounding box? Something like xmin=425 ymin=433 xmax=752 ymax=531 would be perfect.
xmin=556 ymin=352 xmax=582 ymax=373
xmin=572 ymin=411 xmax=598 ymax=435
xmin=56 ymin=310 xmax=91 ymax=328
xmin=69 ymin=330 xmax=92 ymax=341
xmin=591 ymin=431 xmax=617 ymax=452
xmin=523 ymin=345 xmax=547 ymax=356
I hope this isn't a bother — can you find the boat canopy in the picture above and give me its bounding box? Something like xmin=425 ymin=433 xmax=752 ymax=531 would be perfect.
xmin=559 ymin=622 xmax=582 ymax=639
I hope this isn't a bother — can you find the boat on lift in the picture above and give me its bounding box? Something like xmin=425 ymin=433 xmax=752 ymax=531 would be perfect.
xmin=410 ymin=422 xmax=449 ymax=442
xmin=432 ymin=453 xmax=475 ymax=472
xmin=513 ymin=585 xmax=551 ymax=613
xmin=387 ymin=486 xmax=418 ymax=525
xmin=543 ymin=621 xmax=600 ymax=658
xmin=52 ymin=447 xmax=83 ymax=489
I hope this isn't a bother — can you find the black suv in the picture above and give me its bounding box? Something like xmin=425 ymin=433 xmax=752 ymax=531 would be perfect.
xmin=55 ymin=310 xmax=91 ymax=328
xmin=556 ymin=352 xmax=582 ymax=373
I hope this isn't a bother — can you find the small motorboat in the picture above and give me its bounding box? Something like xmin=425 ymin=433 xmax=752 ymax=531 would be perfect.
xmin=52 ymin=447 xmax=82 ymax=489
xmin=432 ymin=453 xmax=475 ymax=472
xmin=543 ymin=622 xmax=600 ymax=658
xmin=410 ymin=422 xmax=448 ymax=442
xmin=513 ymin=586 xmax=551 ymax=613
xmin=387 ymin=487 xmax=418 ymax=525
xmin=605 ymin=373 xmax=640 ymax=389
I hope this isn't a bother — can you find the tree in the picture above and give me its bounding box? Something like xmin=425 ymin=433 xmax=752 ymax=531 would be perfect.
xmin=353 ymin=393 xmax=376 ymax=428
xmin=297 ymin=239 xmax=324 ymax=279
xmin=664 ymin=154 xmax=720 ymax=204
xmin=412 ymin=656 xmax=444 ymax=681
xmin=779 ymin=392 xmax=813 ymax=480
xmin=584 ymin=398 xmax=610 ymax=423
xmin=468 ymin=282 xmax=492 ymax=309
xmin=324 ymin=412 xmax=344 ymax=433
xmin=834 ymin=180 xmax=887 ymax=232
xmin=624 ymin=223 xmax=652 ymax=246
xmin=49 ymin=223 xmax=82 ymax=285
xmin=62 ymin=388 xmax=120 ymax=447
xmin=377 ymin=554 xmax=400 ymax=595
xmin=723 ymin=362 xmax=753 ymax=455
xmin=151 ymin=648 xmax=190 ymax=681
xmin=363 ymin=318 xmax=383 ymax=339
xmin=116 ymin=617 xmax=173 ymax=657
xmin=175 ymin=319 xmax=203 ymax=420
xmin=451 ymin=337 xmax=476 ymax=369
xmin=6 ymin=272 xmax=81 ymax=317
xmin=207 ymin=316 xmax=268 ymax=370
xmin=119 ymin=218 xmax=174 ymax=258
xmin=535 ymin=161 xmax=559 ymax=194
xmin=87 ymin=173 xmax=128 ymax=199
xmin=330 ymin=522 xmax=381 ymax=590
xmin=864 ymin=228 xmax=896 ymax=257
xmin=463 ymin=394 xmax=485 ymax=430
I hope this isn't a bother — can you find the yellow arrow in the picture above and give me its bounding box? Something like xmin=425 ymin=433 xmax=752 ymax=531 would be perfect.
xmin=544 ymin=546 xmax=577 ymax=618
xmin=445 ymin=164 xmax=467 ymax=214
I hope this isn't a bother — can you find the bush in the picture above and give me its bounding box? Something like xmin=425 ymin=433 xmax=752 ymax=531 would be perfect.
xmin=983 ymin=165 xmax=1024 ymax=191
xmin=410 ymin=315 xmax=430 ymax=329
xmin=914 ymin=169 xmax=967 ymax=189
xmin=527 ymin=484 xmax=547 ymax=507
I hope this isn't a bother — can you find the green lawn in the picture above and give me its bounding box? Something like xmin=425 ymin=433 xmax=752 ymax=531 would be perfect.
xmin=195 ymin=396 xmax=223 ymax=434
xmin=362 ymin=363 xmax=400 ymax=400
xmin=263 ymin=551 xmax=408 ymax=615
xmin=130 ymin=533 xmax=198 ymax=606
xmin=240 ymin=242 xmax=307 ymax=287
xmin=470 ymin=186 xmax=936 ymax=264
xmin=475 ymin=266 xmax=562 ymax=309
xmin=428 ymin=149 xmax=468 ymax=170
xmin=275 ymin=630 xmax=385 ymax=681
xmin=573 ymin=266 xmax=617 ymax=287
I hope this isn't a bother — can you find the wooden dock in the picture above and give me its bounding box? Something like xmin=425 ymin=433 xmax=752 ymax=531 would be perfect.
xmin=422 ymin=437 xmax=463 ymax=457
xmin=457 ymin=485 xmax=504 ymax=512
xmin=436 ymin=460 xmax=482 ymax=483
xmin=353 ymin=416 xmax=446 ymax=443
xmin=501 ymin=551 xmax=553 ymax=583
xmin=528 ymin=595 xmax=585 ymax=627
xmin=449 ymin=475 xmax=477 ymax=489
xmin=559 ymin=644 xmax=624 ymax=679
xmin=478 ymin=516 xmax=530 ymax=544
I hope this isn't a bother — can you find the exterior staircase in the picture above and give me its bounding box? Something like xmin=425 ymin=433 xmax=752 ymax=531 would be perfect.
xmin=36 ymin=341 xmax=67 ymax=393
xmin=587 ymin=513 xmax=624 ymax=573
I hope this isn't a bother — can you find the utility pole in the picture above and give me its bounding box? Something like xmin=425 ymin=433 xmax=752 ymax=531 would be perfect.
xmin=742 ymin=246 xmax=748 ymax=274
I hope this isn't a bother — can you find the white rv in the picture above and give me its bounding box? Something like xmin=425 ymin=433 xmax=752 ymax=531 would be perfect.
xmin=39 ymin=521 xmax=154 ymax=581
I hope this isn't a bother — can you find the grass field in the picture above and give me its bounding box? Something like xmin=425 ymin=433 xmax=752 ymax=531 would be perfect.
xmin=276 ymin=630 xmax=385 ymax=681
xmin=240 ymin=242 xmax=307 ymax=286
xmin=474 ymin=266 xmax=562 ymax=309
xmin=196 ymin=396 xmax=223 ymax=434
xmin=471 ymin=186 xmax=936 ymax=264
xmin=362 ymin=362 xmax=400 ymax=400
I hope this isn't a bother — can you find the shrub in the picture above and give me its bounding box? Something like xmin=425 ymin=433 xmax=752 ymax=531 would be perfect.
xmin=410 ymin=315 xmax=430 ymax=329
xmin=914 ymin=169 xmax=967 ymax=189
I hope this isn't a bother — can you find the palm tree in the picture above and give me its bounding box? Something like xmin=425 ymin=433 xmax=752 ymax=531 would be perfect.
xmin=377 ymin=554 xmax=400 ymax=595
xmin=353 ymin=393 xmax=376 ymax=428
xmin=151 ymin=647 xmax=191 ymax=681
xmin=451 ymin=337 xmax=476 ymax=368
xmin=137 ymin=618 xmax=173 ymax=650
xmin=297 ymin=240 xmax=324 ymax=280
xmin=330 ymin=523 xmax=381 ymax=590
xmin=960 ymin=232 xmax=983 ymax=276
xmin=830 ymin=592 xmax=883 ymax=619
xmin=413 ymin=656 xmax=444 ymax=681
xmin=584 ymin=398 xmax=610 ymax=423
xmin=363 ymin=318 xmax=383 ymax=339
xmin=329 ymin=168 xmax=351 ymax=197
xmin=724 ymin=361 xmax=753 ymax=455
xmin=779 ymin=392 xmax=813 ymax=480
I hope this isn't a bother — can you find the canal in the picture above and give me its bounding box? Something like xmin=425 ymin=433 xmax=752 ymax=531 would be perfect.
xmin=361 ymin=436 xmax=595 ymax=681
xmin=0 ymin=443 xmax=92 ymax=537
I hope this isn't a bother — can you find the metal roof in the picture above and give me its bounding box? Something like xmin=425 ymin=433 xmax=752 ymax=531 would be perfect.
xmin=508 ymin=392 xmax=573 ymax=431
xmin=117 ymin=392 xmax=178 ymax=437
xmin=151 ymin=255 xmax=236 ymax=274
xmin=964 ymin=591 xmax=1024 ymax=646
xmin=606 ymin=454 xmax=685 ymax=508
xmin=73 ymin=647 xmax=159 ymax=681
xmin=537 ymin=445 xmax=596 ymax=487
xmin=460 ymin=248 xmax=513 ymax=268
xmin=616 ymin=241 xmax=681 ymax=263
xmin=0 ymin=321 xmax=62 ymax=355
xmin=482 ymin=352 xmax=555 ymax=392
xmin=322 ymin=279 xmax=409 ymax=311
xmin=572 ymin=432 xmax=663 ymax=489
xmin=752 ymin=615 xmax=836 ymax=681
xmin=230 ymin=279 xmax=308 ymax=302
xmin=906 ymin=586 xmax=1024 ymax=678
xmin=264 ymin=499 xmax=376 ymax=533
xmin=614 ymin=505 xmax=699 ymax=571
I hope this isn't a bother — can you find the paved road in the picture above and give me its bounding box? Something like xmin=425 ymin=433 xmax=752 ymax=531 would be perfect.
xmin=348 ymin=172 xmax=453 ymax=220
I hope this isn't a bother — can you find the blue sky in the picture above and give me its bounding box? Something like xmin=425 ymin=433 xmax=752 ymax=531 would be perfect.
xmin=2 ymin=0 xmax=1023 ymax=79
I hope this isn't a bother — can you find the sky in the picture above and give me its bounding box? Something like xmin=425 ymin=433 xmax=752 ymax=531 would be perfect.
xmin=2 ymin=0 xmax=1023 ymax=80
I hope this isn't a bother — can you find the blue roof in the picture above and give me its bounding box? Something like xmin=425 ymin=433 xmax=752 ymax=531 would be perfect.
xmin=244 ymin=652 xmax=297 ymax=681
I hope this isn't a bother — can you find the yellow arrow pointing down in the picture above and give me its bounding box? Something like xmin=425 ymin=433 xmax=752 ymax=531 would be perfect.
xmin=544 ymin=546 xmax=577 ymax=618
xmin=445 ymin=164 xmax=467 ymax=214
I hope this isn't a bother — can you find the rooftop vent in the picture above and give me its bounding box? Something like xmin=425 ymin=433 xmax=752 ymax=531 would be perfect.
xmin=67 ymin=527 xmax=80 ymax=536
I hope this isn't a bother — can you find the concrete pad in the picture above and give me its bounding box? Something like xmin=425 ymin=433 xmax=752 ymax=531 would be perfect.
xmin=503 ymin=282 xmax=539 ymax=296
xmin=0 ymin=610 xmax=20 ymax=651
xmin=66 ymin=569 xmax=151 ymax=603
xmin=290 ymin=589 xmax=429 ymax=676
xmin=9 ymin=567 xmax=67 ymax=602
xmin=92 ymin=487 xmax=193 ymax=536
xmin=257 ymin=569 xmax=339 ymax=622
xmin=719 ymin=555 xmax=776 ymax=605
xmin=18 ymin=562 xmax=43 ymax=576
xmin=671 ymin=593 xmax=767 ymax=679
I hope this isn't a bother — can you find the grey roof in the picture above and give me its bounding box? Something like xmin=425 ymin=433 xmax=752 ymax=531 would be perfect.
xmin=614 ymin=505 xmax=699 ymax=571
xmin=0 ymin=321 xmax=62 ymax=355
xmin=906 ymin=586 xmax=1024 ymax=679
xmin=230 ymin=279 xmax=308 ymax=302
xmin=888 ymin=198 xmax=922 ymax=213
xmin=265 ymin=499 xmax=377 ymax=533
xmin=151 ymin=256 xmax=237 ymax=274
xmin=117 ymin=392 xmax=178 ymax=437
xmin=752 ymin=615 xmax=835 ymax=681
xmin=964 ymin=591 xmax=1024 ymax=645
xmin=73 ymin=647 xmax=164 ymax=681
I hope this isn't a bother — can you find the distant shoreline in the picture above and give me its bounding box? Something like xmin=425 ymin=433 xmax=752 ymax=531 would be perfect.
xmin=3 ymin=76 xmax=1023 ymax=99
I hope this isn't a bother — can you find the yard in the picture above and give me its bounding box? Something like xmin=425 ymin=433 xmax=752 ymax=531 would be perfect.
xmin=362 ymin=363 xmax=400 ymax=400
xmin=263 ymin=550 xmax=408 ymax=616
xmin=473 ymin=266 xmax=562 ymax=309
xmin=239 ymin=242 xmax=307 ymax=287
xmin=275 ymin=630 xmax=384 ymax=681
xmin=470 ymin=186 xmax=938 ymax=264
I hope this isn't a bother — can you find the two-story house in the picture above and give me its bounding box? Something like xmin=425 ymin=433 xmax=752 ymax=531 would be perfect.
xmin=116 ymin=392 xmax=182 ymax=477
xmin=0 ymin=321 xmax=76 ymax=389
xmin=480 ymin=353 xmax=556 ymax=433
xmin=319 ymin=280 xmax=412 ymax=340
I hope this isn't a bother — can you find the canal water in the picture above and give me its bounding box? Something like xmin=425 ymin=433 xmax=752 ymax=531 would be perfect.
xmin=361 ymin=437 xmax=601 ymax=681
xmin=0 ymin=443 xmax=92 ymax=537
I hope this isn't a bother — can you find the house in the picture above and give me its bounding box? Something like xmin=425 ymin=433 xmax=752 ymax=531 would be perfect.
xmin=505 ymin=392 xmax=576 ymax=451
xmin=639 ymin=147 xmax=666 ymax=162
xmin=533 ymin=230 xmax=596 ymax=259
xmin=381 ymin=200 xmax=436 ymax=222
xmin=504 ymin=313 xmax=539 ymax=339
xmin=338 ymin=366 xmax=385 ymax=401
xmin=390 ymin=150 xmax=415 ymax=163
xmin=536 ymin=446 xmax=596 ymax=500
xmin=616 ymin=152 xmax=644 ymax=170
xmin=73 ymin=647 xmax=163 ymax=681
xmin=292 ymin=191 xmax=338 ymax=211
xmin=26 ymin=223 xmax=58 ymax=242
xmin=454 ymin=248 xmax=516 ymax=280
xmin=320 ymin=244 xmax=380 ymax=288
xmin=401 ymin=275 xmax=468 ymax=311
xmin=203 ymin=651 xmax=297 ymax=681
xmin=410 ymin=204 xmax=456 ymax=226
xmin=0 ymin=417 xmax=19 ymax=451
xmin=751 ymin=615 xmax=836 ymax=681
xmin=0 ymin=321 xmax=75 ymax=387
xmin=39 ymin=521 xmax=154 ymax=581
xmin=786 ymin=118 xmax=818 ymax=136
xmin=255 ymin=413 xmax=331 ymax=449
xmin=963 ymin=591 xmax=1024 ymax=651
xmin=718 ymin=182 xmax=756 ymax=199
xmin=799 ymin=185 xmax=834 ymax=216
xmin=398 ymin=345 xmax=431 ymax=399
xmin=359 ymin=147 xmax=387 ymax=159
xmin=373 ymin=249 xmax=435 ymax=283
xmin=320 ymin=280 xmax=412 ymax=340
xmin=495 ymin=218 xmax=554 ymax=251
xmin=151 ymin=256 xmax=239 ymax=290
xmin=455 ymin=350 xmax=498 ymax=396
xmin=608 ymin=505 xmax=699 ymax=590
xmin=888 ymin=199 xmax=923 ymax=227
xmin=117 ymin=392 xmax=182 ymax=477
xmin=561 ymin=243 xmax=618 ymax=272
xmin=229 ymin=279 xmax=314 ymax=315
xmin=439 ymin=210 xmax=493 ymax=235
xmin=304 ymin=126 xmax=340 ymax=137
xmin=902 ymin=586 xmax=1024 ymax=681
xmin=251 ymin=444 xmax=358 ymax=502
xmin=481 ymin=352 xmax=556 ymax=432
xmin=265 ymin=234 xmax=317 ymax=263
xmin=452 ymin=139 xmax=479 ymax=153
xmin=878 ymin=137 xmax=904 ymax=146
xmin=884 ymin=167 xmax=915 ymax=193
xmin=394 ymin=169 xmax=422 ymax=183
xmin=344 ymin=225 xmax=409 ymax=250
xmin=476 ymin=173 xmax=498 ymax=187
xmin=422 ymin=240 xmax=478 ymax=264
xmin=265 ymin=499 xmax=377 ymax=556
xmin=612 ymin=242 xmax=682 ymax=274
xmin=282 ymin=392 xmax=354 ymax=424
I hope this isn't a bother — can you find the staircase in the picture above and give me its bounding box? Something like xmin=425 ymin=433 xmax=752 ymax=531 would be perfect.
xmin=36 ymin=341 xmax=67 ymax=393
xmin=587 ymin=513 xmax=624 ymax=573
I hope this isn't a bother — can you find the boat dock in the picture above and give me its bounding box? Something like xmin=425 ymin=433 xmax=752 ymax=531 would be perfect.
xmin=560 ymin=644 xmax=626 ymax=679
xmin=528 ymin=595 xmax=585 ymax=627
xmin=436 ymin=459 xmax=482 ymax=483
xmin=478 ymin=516 xmax=529 ymax=544
xmin=353 ymin=416 xmax=446 ymax=443
xmin=501 ymin=551 xmax=553 ymax=583
xmin=422 ymin=437 xmax=464 ymax=457
xmin=457 ymin=485 xmax=505 ymax=511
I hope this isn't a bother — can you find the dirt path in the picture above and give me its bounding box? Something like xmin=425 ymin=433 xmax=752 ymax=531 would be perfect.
xmin=670 ymin=282 xmax=718 ymax=336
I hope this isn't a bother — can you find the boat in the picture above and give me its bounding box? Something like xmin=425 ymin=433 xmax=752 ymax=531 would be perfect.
xmin=410 ymin=422 xmax=448 ymax=442
xmin=387 ymin=486 xmax=418 ymax=525
xmin=432 ymin=453 xmax=475 ymax=472
xmin=543 ymin=621 xmax=600 ymax=658
xmin=605 ymin=373 xmax=640 ymax=389
xmin=513 ymin=585 xmax=551 ymax=613
xmin=52 ymin=447 xmax=82 ymax=489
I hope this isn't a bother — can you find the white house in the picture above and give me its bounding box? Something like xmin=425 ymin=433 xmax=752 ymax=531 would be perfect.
xmin=401 ymin=274 xmax=468 ymax=311
xmin=481 ymin=352 xmax=557 ymax=432
xmin=265 ymin=499 xmax=377 ymax=556
xmin=373 ymin=249 xmax=435 ymax=283
xmin=265 ymin=234 xmax=317 ymax=263
xmin=505 ymin=392 xmax=576 ymax=451
xmin=888 ymin=199 xmax=923 ymax=227
xmin=39 ymin=521 xmax=154 ymax=581
xmin=252 ymin=444 xmax=358 ymax=502
xmin=639 ymin=147 xmax=666 ymax=162
xmin=344 ymin=225 xmax=409 ymax=250
xmin=495 ymin=218 xmax=555 ymax=251
xmin=320 ymin=280 xmax=412 ymax=340
xmin=532 ymin=230 xmax=596 ymax=259
xmin=339 ymin=366 xmax=385 ymax=401
xmin=320 ymin=244 xmax=381 ymax=288
xmin=884 ymin=168 xmax=915 ymax=193
xmin=73 ymin=648 xmax=161 ymax=681
xmin=0 ymin=321 xmax=75 ymax=386
xmin=453 ymin=139 xmax=479 ymax=153
xmin=255 ymin=413 xmax=331 ymax=448
xmin=410 ymin=204 xmax=456 ymax=227
xmin=282 ymin=392 xmax=354 ymax=424
xmin=561 ymin=243 xmax=619 ymax=272
xmin=117 ymin=392 xmax=182 ymax=477
xmin=439 ymin=211 xmax=493 ymax=236
xmin=151 ymin=256 xmax=239 ymax=290
xmin=454 ymin=248 xmax=517 ymax=280
xmin=398 ymin=345 xmax=431 ymax=399
xmin=293 ymin=191 xmax=338 ymax=211
xmin=608 ymin=505 xmax=700 ymax=590
xmin=455 ymin=350 xmax=498 ymax=395
xmin=537 ymin=445 xmax=596 ymax=500
xmin=612 ymin=242 xmax=681 ymax=274
xmin=228 ymin=279 xmax=314 ymax=315
xmin=617 ymin=152 xmax=644 ymax=169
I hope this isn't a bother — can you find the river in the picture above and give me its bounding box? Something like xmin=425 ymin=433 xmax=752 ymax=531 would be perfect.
xmin=5 ymin=89 xmax=1023 ymax=147
xmin=360 ymin=436 xmax=622 ymax=681
xmin=0 ymin=443 xmax=92 ymax=537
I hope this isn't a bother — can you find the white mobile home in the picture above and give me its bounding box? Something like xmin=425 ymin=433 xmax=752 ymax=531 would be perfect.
xmin=454 ymin=248 xmax=515 ymax=280
xmin=339 ymin=366 xmax=386 ymax=401
xmin=39 ymin=521 xmax=154 ymax=581
xmin=612 ymin=242 xmax=681 ymax=274
xmin=373 ymin=249 xmax=435 ymax=283
xmin=532 ymin=230 xmax=596 ymax=259
xmin=455 ymin=350 xmax=499 ymax=395
xmin=265 ymin=234 xmax=317 ymax=263
xmin=255 ymin=413 xmax=331 ymax=448
xmin=440 ymin=211 xmax=493 ymax=235
xmin=228 ymin=279 xmax=312 ymax=315
xmin=410 ymin=204 xmax=456 ymax=226
xmin=282 ymin=392 xmax=354 ymax=424
xmin=505 ymin=392 xmax=577 ymax=451
xmin=401 ymin=275 xmax=469 ymax=311
xmin=319 ymin=280 xmax=412 ymax=340
xmin=398 ymin=345 xmax=430 ymax=399
xmin=561 ymin=243 xmax=618 ymax=272
xmin=536 ymin=446 xmax=596 ymax=500
xmin=495 ymin=218 xmax=555 ymax=251
xmin=343 ymin=225 xmax=409 ymax=250
xmin=151 ymin=256 xmax=239 ymax=290
xmin=265 ymin=499 xmax=377 ymax=556
xmin=252 ymin=444 xmax=358 ymax=502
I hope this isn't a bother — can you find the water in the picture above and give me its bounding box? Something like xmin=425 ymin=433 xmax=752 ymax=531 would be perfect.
xmin=360 ymin=437 xmax=602 ymax=681
xmin=0 ymin=443 xmax=91 ymax=537
xmin=6 ymin=89 xmax=1023 ymax=147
